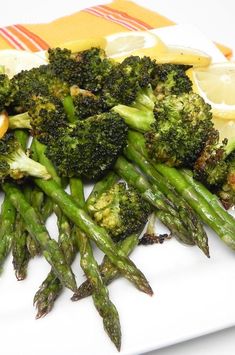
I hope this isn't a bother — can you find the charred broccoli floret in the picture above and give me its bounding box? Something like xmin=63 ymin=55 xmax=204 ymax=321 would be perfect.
xmin=28 ymin=95 xmax=68 ymax=144
xmin=193 ymin=130 xmax=235 ymax=209
xmin=218 ymin=152 xmax=235 ymax=209
xmin=88 ymin=182 xmax=151 ymax=240
xmin=114 ymin=91 xmax=213 ymax=167
xmin=145 ymin=93 xmax=213 ymax=167
xmin=102 ymin=56 xmax=157 ymax=107
xmin=0 ymin=73 xmax=14 ymax=111
xmin=0 ymin=132 xmax=50 ymax=181
xmin=193 ymin=130 xmax=229 ymax=187
xmin=45 ymin=112 xmax=128 ymax=180
xmin=48 ymin=47 xmax=114 ymax=91
xmin=11 ymin=65 xmax=70 ymax=112
xmin=70 ymin=86 xmax=106 ymax=119
xmin=152 ymin=64 xmax=192 ymax=99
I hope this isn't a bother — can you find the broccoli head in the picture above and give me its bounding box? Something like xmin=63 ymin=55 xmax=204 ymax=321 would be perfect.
xmin=102 ymin=55 xmax=157 ymax=107
xmin=48 ymin=47 xmax=114 ymax=91
xmin=193 ymin=130 xmax=229 ymax=187
xmin=218 ymin=152 xmax=235 ymax=209
xmin=145 ymin=92 xmax=213 ymax=167
xmin=11 ymin=65 xmax=70 ymax=112
xmin=0 ymin=73 xmax=14 ymax=111
xmin=0 ymin=132 xmax=50 ymax=181
xmin=28 ymin=95 xmax=68 ymax=144
xmin=88 ymin=182 xmax=151 ymax=240
xmin=45 ymin=112 xmax=128 ymax=180
xmin=152 ymin=64 xmax=192 ymax=99
xmin=70 ymin=86 xmax=106 ymax=119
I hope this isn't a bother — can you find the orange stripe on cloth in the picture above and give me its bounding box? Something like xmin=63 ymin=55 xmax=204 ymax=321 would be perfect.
xmin=15 ymin=25 xmax=49 ymax=51
xmin=84 ymin=4 xmax=154 ymax=32
xmin=100 ymin=5 xmax=153 ymax=30
xmin=84 ymin=7 xmax=140 ymax=31
xmin=0 ymin=27 xmax=26 ymax=50
xmin=6 ymin=26 xmax=39 ymax=51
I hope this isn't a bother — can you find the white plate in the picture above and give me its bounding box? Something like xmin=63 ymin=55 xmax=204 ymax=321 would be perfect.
xmin=1 ymin=24 xmax=235 ymax=355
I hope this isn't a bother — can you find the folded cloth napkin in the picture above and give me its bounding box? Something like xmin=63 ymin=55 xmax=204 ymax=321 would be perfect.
xmin=0 ymin=0 xmax=232 ymax=58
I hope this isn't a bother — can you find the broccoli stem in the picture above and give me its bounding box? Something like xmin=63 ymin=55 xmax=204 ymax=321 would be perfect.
xmin=180 ymin=169 xmax=235 ymax=231
xmin=8 ymin=112 xmax=31 ymax=130
xmin=153 ymin=164 xmax=235 ymax=250
xmin=114 ymin=156 xmax=194 ymax=245
xmin=2 ymin=182 xmax=77 ymax=291
xmin=125 ymin=139 xmax=209 ymax=257
xmin=62 ymin=96 xmax=76 ymax=123
xmin=0 ymin=195 xmax=16 ymax=270
xmin=72 ymin=233 xmax=139 ymax=301
xmin=112 ymin=105 xmax=154 ymax=132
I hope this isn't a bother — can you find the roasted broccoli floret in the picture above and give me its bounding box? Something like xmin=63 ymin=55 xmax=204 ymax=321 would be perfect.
xmin=45 ymin=112 xmax=128 ymax=180
xmin=193 ymin=130 xmax=235 ymax=209
xmin=70 ymin=86 xmax=106 ymax=119
xmin=218 ymin=152 xmax=235 ymax=209
xmin=28 ymin=95 xmax=69 ymax=144
xmin=48 ymin=47 xmax=114 ymax=91
xmin=102 ymin=55 xmax=157 ymax=107
xmin=0 ymin=132 xmax=50 ymax=181
xmin=11 ymin=65 xmax=70 ymax=112
xmin=152 ymin=64 xmax=192 ymax=99
xmin=0 ymin=73 xmax=14 ymax=111
xmin=114 ymin=91 xmax=213 ymax=167
xmin=88 ymin=182 xmax=151 ymax=240
xmin=146 ymin=93 xmax=213 ymax=167
xmin=193 ymin=130 xmax=229 ymax=187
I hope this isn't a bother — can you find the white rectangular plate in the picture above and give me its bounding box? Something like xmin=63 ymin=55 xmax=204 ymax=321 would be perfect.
xmin=0 ymin=24 xmax=235 ymax=355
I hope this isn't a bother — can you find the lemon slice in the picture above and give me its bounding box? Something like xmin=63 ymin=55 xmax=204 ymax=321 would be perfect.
xmin=105 ymin=31 xmax=211 ymax=66
xmin=212 ymin=116 xmax=235 ymax=142
xmin=0 ymin=49 xmax=47 ymax=78
xmin=0 ymin=112 xmax=9 ymax=138
xmin=157 ymin=45 xmax=211 ymax=67
xmin=56 ymin=36 xmax=107 ymax=53
xmin=105 ymin=31 xmax=167 ymax=60
xmin=188 ymin=63 xmax=235 ymax=119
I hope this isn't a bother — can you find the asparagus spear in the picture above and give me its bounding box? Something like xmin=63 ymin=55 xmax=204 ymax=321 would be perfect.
xmin=153 ymin=165 xmax=235 ymax=249
xmin=34 ymin=206 xmax=76 ymax=318
xmin=72 ymin=233 xmax=139 ymax=301
xmin=12 ymin=213 xmax=30 ymax=280
xmin=124 ymin=141 xmax=209 ymax=256
xmin=180 ymin=169 xmax=235 ymax=231
xmin=0 ymin=195 xmax=16 ymax=270
xmin=71 ymin=177 xmax=121 ymax=350
xmin=2 ymin=182 xmax=77 ymax=291
xmin=114 ymin=156 xmax=195 ymax=245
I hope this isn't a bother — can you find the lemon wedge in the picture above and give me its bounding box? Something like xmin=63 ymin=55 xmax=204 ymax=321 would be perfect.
xmin=105 ymin=31 xmax=167 ymax=60
xmin=188 ymin=63 xmax=235 ymax=119
xmin=0 ymin=49 xmax=47 ymax=78
xmin=105 ymin=31 xmax=211 ymax=66
xmin=157 ymin=45 xmax=211 ymax=67
xmin=0 ymin=112 xmax=9 ymax=139
xmin=212 ymin=116 xmax=235 ymax=142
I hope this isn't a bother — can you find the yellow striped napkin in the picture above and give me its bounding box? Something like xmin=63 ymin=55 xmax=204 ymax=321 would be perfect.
xmin=0 ymin=0 xmax=232 ymax=58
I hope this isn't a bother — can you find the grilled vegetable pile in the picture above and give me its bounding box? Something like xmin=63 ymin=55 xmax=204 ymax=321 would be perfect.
xmin=0 ymin=46 xmax=235 ymax=351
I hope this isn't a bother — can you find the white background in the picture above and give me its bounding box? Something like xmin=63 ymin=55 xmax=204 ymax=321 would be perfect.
xmin=1 ymin=1 xmax=235 ymax=355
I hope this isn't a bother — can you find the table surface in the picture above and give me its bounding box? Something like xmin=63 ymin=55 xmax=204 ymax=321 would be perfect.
xmin=1 ymin=1 xmax=235 ymax=355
